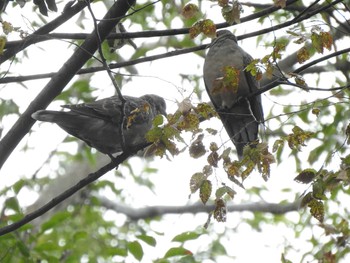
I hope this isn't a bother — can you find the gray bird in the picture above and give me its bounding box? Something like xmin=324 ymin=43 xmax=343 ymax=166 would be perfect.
xmin=32 ymin=94 xmax=167 ymax=157
xmin=203 ymin=30 xmax=264 ymax=159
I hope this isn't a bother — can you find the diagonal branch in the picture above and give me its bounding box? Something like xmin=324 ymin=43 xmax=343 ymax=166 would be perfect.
xmin=0 ymin=143 xmax=150 ymax=236
xmin=0 ymin=0 xmax=136 ymax=170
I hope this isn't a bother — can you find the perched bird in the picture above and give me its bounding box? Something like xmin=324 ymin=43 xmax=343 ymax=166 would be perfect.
xmin=32 ymin=94 xmax=167 ymax=156
xmin=203 ymin=30 xmax=264 ymax=159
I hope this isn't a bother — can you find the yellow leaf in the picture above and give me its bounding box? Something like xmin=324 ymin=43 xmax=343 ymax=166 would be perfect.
xmin=2 ymin=21 xmax=13 ymax=35
xmin=311 ymin=32 xmax=323 ymax=53
xmin=312 ymin=108 xmax=320 ymax=117
xmin=200 ymin=180 xmax=212 ymax=204
xmin=308 ymin=199 xmax=324 ymax=223
xmin=274 ymin=0 xmax=286 ymax=8
xmin=272 ymin=139 xmax=284 ymax=153
xmin=320 ymin=31 xmax=333 ymax=51
xmin=201 ymin=19 xmax=216 ymax=38
xmin=266 ymin=62 xmax=274 ymax=79
xmin=0 ymin=36 xmax=6 ymax=55
xmin=189 ymin=23 xmax=201 ymax=39
xmin=297 ymin=46 xmax=311 ymax=64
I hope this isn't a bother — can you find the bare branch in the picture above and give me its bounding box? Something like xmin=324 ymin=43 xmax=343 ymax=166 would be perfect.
xmin=2 ymin=0 xmax=299 ymax=55
xmin=98 ymin=196 xmax=302 ymax=221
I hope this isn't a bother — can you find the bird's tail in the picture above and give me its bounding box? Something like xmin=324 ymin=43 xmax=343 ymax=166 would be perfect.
xmin=32 ymin=110 xmax=67 ymax=123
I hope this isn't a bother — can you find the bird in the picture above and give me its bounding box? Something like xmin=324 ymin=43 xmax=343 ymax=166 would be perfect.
xmin=203 ymin=30 xmax=264 ymax=160
xmin=32 ymin=94 xmax=167 ymax=157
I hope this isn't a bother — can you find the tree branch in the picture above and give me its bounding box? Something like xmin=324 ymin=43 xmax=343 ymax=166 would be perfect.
xmin=0 ymin=143 xmax=151 ymax=236
xmin=0 ymin=0 xmax=136 ymax=170
xmin=98 ymin=196 xmax=302 ymax=221
xmin=2 ymin=0 xmax=299 ymax=59
xmin=1 ymin=0 xmax=343 ymax=85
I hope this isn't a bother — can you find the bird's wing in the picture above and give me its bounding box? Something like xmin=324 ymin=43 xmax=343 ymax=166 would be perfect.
xmin=241 ymin=49 xmax=264 ymax=124
xmin=62 ymin=95 xmax=124 ymax=121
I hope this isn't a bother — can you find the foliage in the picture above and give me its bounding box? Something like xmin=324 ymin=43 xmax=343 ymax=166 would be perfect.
xmin=0 ymin=0 xmax=350 ymax=262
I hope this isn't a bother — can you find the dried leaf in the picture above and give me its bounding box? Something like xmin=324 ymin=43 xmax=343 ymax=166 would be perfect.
xmin=181 ymin=3 xmax=199 ymax=19
xmin=214 ymin=198 xmax=227 ymax=222
xmin=201 ymin=19 xmax=216 ymax=38
xmin=224 ymin=161 xmax=239 ymax=177
xmin=2 ymin=21 xmax=13 ymax=35
xmin=320 ymin=31 xmax=333 ymax=51
xmin=207 ymin=151 xmax=219 ymax=167
xmin=189 ymin=23 xmax=201 ymax=39
xmin=287 ymin=126 xmax=314 ymax=150
xmin=274 ymin=0 xmax=286 ymax=8
xmin=177 ymin=112 xmax=200 ymax=131
xmin=297 ymin=46 xmax=311 ymax=64
xmin=221 ymin=1 xmax=241 ymax=25
xmin=194 ymin=103 xmax=217 ymax=120
xmin=189 ymin=134 xmax=206 ymax=158
xmin=295 ymin=168 xmax=317 ymax=184
xmin=312 ymin=108 xmax=320 ymax=117
xmin=308 ymin=199 xmax=325 ymax=222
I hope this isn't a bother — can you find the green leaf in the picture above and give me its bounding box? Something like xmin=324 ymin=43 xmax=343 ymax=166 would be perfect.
xmin=216 ymin=185 xmax=236 ymax=199
xmin=200 ymin=179 xmax=212 ymax=204
xmin=153 ymin=114 xmax=164 ymax=126
xmin=0 ymin=36 xmax=6 ymax=54
xmin=312 ymin=179 xmax=327 ymax=200
xmin=137 ymin=234 xmax=156 ymax=247
xmin=41 ymin=211 xmax=71 ymax=232
xmin=5 ymin=197 xmax=20 ymax=213
xmin=73 ymin=231 xmax=88 ymax=241
xmin=35 ymin=241 xmax=59 ymax=252
xmin=108 ymin=247 xmax=128 ymax=257
xmin=172 ymin=231 xmax=200 ymax=243
xmin=17 ymin=240 xmax=30 ymax=257
xmin=308 ymin=199 xmax=324 ymax=223
xmin=12 ymin=179 xmax=26 ymax=194
xmin=127 ymin=241 xmax=143 ymax=261
xmin=189 ymin=172 xmax=205 ymax=194
xmin=164 ymin=247 xmax=193 ymax=258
